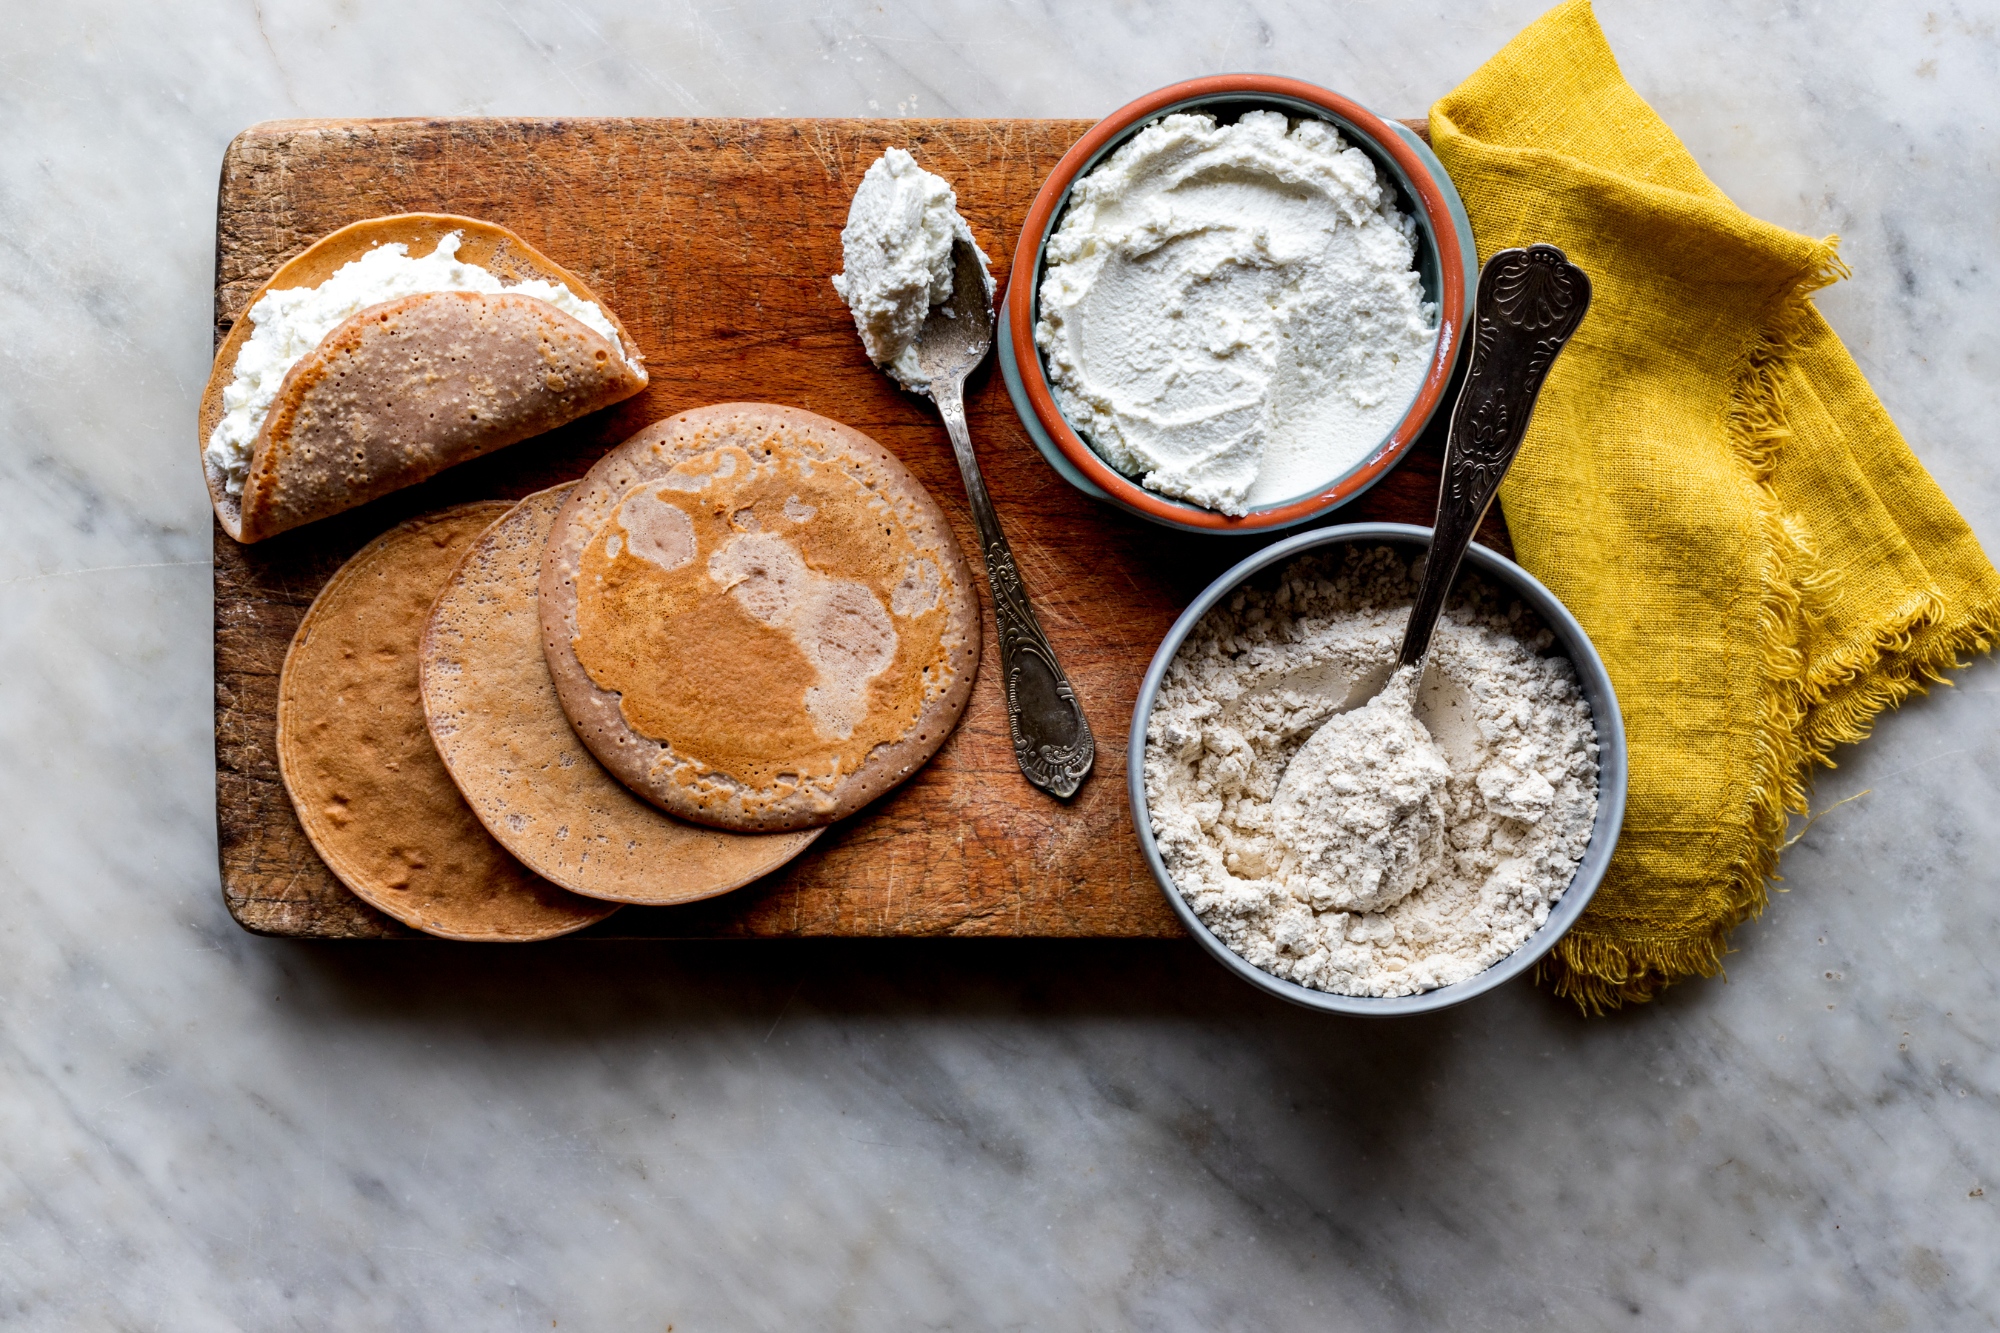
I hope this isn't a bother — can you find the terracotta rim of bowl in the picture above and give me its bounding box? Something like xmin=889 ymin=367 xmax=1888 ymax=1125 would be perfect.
xmin=1007 ymin=75 xmax=1468 ymax=532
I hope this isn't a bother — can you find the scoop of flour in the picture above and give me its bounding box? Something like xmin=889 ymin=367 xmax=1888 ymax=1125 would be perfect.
xmin=1271 ymin=666 xmax=1451 ymax=914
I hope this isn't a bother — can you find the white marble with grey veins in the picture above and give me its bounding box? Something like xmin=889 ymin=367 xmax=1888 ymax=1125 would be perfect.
xmin=2 ymin=0 xmax=1998 ymax=1327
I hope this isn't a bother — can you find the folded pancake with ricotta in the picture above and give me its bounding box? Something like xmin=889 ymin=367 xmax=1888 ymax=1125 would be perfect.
xmin=541 ymin=404 xmax=981 ymax=832
xmin=200 ymin=214 xmax=648 ymax=544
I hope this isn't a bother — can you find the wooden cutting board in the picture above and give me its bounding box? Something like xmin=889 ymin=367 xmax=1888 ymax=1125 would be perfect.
xmin=213 ymin=115 xmax=1507 ymax=939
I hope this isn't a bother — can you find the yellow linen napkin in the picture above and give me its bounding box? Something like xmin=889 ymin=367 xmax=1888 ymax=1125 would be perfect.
xmin=1429 ymin=0 xmax=2000 ymax=1010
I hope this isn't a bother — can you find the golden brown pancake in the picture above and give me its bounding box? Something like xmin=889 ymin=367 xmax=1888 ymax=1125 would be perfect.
xmin=276 ymin=503 xmax=619 ymax=940
xmin=421 ymin=483 xmax=823 ymax=903
xmin=541 ymin=403 xmax=981 ymax=832
xmin=201 ymin=214 xmax=648 ymax=544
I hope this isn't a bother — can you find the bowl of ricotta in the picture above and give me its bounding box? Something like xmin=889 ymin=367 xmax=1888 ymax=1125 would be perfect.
xmin=1000 ymin=76 xmax=1476 ymax=532
xmin=1129 ymin=525 xmax=1628 ymax=1015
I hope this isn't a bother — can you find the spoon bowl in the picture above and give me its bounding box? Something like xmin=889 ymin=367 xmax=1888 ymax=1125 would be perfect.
xmin=914 ymin=236 xmax=996 ymax=388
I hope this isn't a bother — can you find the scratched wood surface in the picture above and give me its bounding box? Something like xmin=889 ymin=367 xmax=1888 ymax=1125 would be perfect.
xmin=213 ymin=116 xmax=1507 ymax=939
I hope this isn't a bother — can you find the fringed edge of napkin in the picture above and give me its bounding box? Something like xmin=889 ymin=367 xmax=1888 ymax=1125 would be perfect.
xmin=1801 ymin=607 xmax=2000 ymax=759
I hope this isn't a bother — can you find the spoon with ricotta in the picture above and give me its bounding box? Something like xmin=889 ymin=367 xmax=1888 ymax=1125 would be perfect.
xmin=832 ymin=150 xmax=1095 ymax=799
xmin=1270 ymin=244 xmax=1592 ymax=911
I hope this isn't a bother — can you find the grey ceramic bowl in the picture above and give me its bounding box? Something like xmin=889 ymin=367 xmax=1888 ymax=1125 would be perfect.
xmin=1128 ymin=523 xmax=1628 ymax=1015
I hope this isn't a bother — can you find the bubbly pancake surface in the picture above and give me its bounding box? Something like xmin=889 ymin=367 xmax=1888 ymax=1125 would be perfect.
xmin=544 ymin=403 xmax=980 ymax=831
xmin=277 ymin=504 xmax=619 ymax=940
xmin=421 ymin=484 xmax=822 ymax=903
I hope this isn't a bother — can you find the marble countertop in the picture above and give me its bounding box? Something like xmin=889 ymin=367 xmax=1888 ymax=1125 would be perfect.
xmin=4 ymin=0 xmax=1997 ymax=1326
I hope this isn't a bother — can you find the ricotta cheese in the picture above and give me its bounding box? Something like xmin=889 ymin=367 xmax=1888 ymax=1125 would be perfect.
xmin=204 ymin=232 xmax=634 ymax=497
xmin=1035 ymin=110 xmax=1437 ymax=516
xmin=831 ymin=148 xmax=992 ymax=391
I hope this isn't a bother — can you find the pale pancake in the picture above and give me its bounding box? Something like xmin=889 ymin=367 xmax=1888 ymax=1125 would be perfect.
xmin=277 ymin=503 xmax=619 ymax=940
xmin=541 ymin=403 xmax=981 ymax=832
xmin=201 ymin=214 xmax=649 ymax=544
xmin=422 ymin=483 xmax=823 ymax=903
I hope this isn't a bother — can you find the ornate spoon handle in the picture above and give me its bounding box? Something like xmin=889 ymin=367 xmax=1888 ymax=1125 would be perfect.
xmin=1400 ymin=243 xmax=1593 ymax=669
xmin=930 ymin=374 xmax=1095 ymax=799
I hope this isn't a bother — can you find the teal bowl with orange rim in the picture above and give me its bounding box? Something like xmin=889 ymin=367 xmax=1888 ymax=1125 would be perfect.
xmin=998 ymin=75 xmax=1478 ymax=534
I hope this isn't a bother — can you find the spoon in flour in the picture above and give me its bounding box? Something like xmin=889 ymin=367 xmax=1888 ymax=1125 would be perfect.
xmin=1272 ymin=245 xmax=1592 ymax=907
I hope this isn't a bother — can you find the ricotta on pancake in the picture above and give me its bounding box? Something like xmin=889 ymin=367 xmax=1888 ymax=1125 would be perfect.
xmin=199 ymin=213 xmax=649 ymax=544
xmin=541 ymin=403 xmax=981 ymax=831
xmin=207 ymin=230 xmax=637 ymax=499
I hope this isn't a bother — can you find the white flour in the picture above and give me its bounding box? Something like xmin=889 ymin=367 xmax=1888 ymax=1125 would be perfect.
xmin=1271 ymin=665 xmax=1449 ymax=915
xmin=1144 ymin=546 xmax=1599 ymax=998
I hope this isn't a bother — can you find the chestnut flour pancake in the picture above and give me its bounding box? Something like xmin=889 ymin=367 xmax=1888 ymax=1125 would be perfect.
xmin=277 ymin=504 xmax=618 ymax=940
xmin=200 ymin=214 xmax=647 ymax=543
xmin=542 ymin=403 xmax=981 ymax=832
xmin=422 ymin=484 xmax=822 ymax=902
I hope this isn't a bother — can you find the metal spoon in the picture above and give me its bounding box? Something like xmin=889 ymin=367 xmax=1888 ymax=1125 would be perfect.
xmin=913 ymin=235 xmax=1094 ymax=799
xmin=1265 ymin=244 xmax=1591 ymax=894
xmin=1399 ymin=243 xmax=1592 ymax=677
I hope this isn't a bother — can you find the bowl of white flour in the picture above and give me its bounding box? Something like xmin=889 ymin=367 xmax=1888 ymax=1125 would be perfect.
xmin=1000 ymin=76 xmax=1478 ymax=534
xmin=1130 ymin=524 xmax=1628 ymax=1015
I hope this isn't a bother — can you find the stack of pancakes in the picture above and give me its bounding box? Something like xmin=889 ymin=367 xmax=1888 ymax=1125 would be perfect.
xmin=206 ymin=216 xmax=981 ymax=939
xmin=274 ymin=403 xmax=980 ymax=939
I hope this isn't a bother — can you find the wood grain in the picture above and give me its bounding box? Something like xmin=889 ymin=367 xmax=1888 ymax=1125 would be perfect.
xmin=212 ymin=116 xmax=1506 ymax=940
